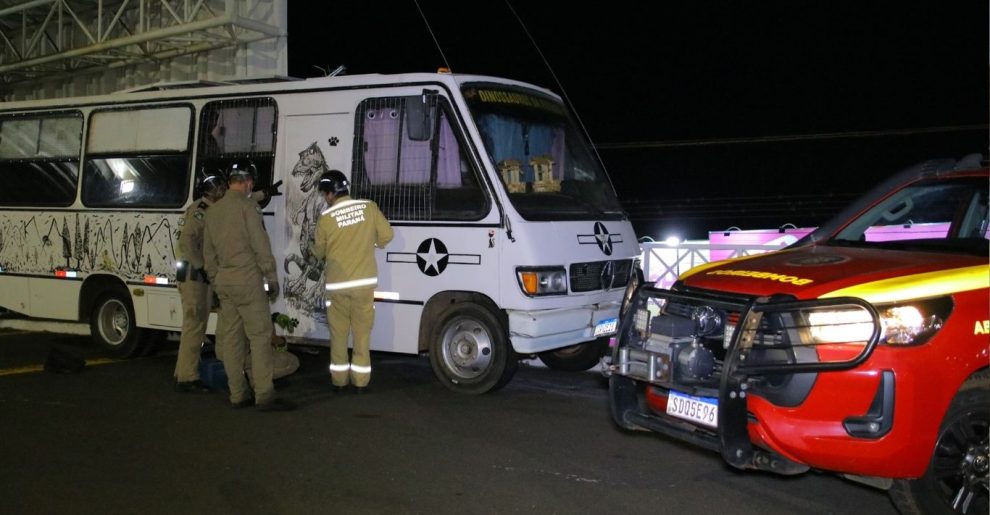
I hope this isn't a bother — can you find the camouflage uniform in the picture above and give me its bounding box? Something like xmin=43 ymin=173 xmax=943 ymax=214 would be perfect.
xmin=173 ymin=198 xmax=215 ymax=382
xmin=203 ymin=191 xmax=279 ymax=405
xmin=313 ymin=194 xmax=393 ymax=388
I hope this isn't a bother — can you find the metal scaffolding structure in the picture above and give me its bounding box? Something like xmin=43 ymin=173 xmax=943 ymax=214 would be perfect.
xmin=0 ymin=0 xmax=287 ymax=100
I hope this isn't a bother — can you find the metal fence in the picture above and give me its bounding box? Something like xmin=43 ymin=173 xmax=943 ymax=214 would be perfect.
xmin=641 ymin=240 xmax=794 ymax=289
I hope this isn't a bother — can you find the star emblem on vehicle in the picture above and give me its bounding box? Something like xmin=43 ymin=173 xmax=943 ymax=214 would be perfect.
xmin=594 ymin=222 xmax=613 ymax=256
xmin=386 ymin=239 xmax=481 ymax=276
xmin=577 ymin=223 xmax=623 ymax=255
xmin=416 ymin=238 xmax=449 ymax=276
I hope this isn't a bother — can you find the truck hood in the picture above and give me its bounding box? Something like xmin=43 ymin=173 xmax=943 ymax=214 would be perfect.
xmin=678 ymin=245 xmax=988 ymax=303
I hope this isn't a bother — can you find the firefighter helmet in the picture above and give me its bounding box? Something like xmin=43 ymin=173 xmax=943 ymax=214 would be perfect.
xmin=317 ymin=169 xmax=350 ymax=196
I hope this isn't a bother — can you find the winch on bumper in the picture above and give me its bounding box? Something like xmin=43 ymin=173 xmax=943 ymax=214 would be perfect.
xmin=606 ymin=286 xmax=881 ymax=475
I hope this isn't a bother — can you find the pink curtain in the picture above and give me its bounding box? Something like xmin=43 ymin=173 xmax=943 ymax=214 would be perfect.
xmin=363 ymin=107 xmax=400 ymax=184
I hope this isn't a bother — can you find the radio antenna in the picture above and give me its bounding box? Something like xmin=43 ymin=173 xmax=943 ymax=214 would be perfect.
xmin=414 ymin=0 xmax=454 ymax=73
xmin=503 ymin=1 xmax=605 ymax=168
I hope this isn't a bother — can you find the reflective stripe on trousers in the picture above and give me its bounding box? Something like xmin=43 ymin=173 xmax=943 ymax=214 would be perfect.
xmin=328 ymin=363 xmax=372 ymax=374
xmin=327 ymin=287 xmax=375 ymax=388
xmin=325 ymin=277 xmax=377 ymax=291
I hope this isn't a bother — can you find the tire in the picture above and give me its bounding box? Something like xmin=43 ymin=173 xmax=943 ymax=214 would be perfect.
xmin=889 ymin=370 xmax=989 ymax=515
xmin=429 ymin=302 xmax=517 ymax=394
xmin=537 ymin=337 xmax=609 ymax=371
xmin=609 ymin=374 xmax=644 ymax=431
xmin=89 ymin=290 xmax=147 ymax=358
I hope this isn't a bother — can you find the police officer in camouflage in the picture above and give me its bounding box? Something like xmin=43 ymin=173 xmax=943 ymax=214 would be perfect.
xmin=204 ymin=160 xmax=294 ymax=411
xmin=314 ymin=170 xmax=393 ymax=393
xmin=173 ymin=168 xmax=226 ymax=393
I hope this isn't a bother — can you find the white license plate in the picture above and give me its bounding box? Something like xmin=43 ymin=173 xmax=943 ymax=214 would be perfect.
xmin=594 ymin=317 xmax=618 ymax=337
xmin=666 ymin=390 xmax=718 ymax=428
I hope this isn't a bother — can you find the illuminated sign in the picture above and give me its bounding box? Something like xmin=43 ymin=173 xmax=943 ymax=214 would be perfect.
xmin=466 ymin=88 xmax=567 ymax=116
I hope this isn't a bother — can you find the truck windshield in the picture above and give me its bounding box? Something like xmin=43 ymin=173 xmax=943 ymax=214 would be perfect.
xmin=831 ymin=176 xmax=989 ymax=255
xmin=462 ymin=84 xmax=625 ymax=221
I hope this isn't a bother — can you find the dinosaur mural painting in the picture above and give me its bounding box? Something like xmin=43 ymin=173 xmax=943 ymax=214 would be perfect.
xmin=283 ymin=141 xmax=329 ymax=319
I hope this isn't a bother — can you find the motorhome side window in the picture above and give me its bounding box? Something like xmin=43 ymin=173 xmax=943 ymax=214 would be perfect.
xmin=351 ymin=95 xmax=487 ymax=221
xmin=82 ymin=106 xmax=192 ymax=208
xmin=0 ymin=112 xmax=82 ymax=206
xmin=196 ymin=98 xmax=277 ymax=205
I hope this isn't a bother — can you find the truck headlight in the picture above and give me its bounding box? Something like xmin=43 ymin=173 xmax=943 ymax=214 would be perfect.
xmin=880 ymin=306 xmax=927 ymax=344
xmin=517 ymin=267 xmax=567 ymax=296
xmin=808 ymin=307 xmax=875 ymax=344
xmin=878 ymin=299 xmax=950 ymax=345
xmin=808 ymin=298 xmax=950 ymax=346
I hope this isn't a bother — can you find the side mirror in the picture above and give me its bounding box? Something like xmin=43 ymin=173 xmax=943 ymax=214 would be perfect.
xmin=405 ymin=92 xmax=434 ymax=142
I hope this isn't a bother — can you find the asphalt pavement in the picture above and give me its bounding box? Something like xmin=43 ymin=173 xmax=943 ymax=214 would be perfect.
xmin=0 ymin=327 xmax=897 ymax=515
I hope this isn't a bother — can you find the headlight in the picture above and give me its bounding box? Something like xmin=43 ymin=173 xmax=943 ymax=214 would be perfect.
xmin=808 ymin=298 xmax=950 ymax=346
xmin=516 ymin=267 xmax=567 ymax=296
xmin=808 ymin=306 xmax=875 ymax=344
xmin=878 ymin=299 xmax=950 ymax=345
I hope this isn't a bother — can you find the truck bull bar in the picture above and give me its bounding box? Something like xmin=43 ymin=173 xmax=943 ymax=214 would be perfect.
xmin=610 ymin=288 xmax=883 ymax=473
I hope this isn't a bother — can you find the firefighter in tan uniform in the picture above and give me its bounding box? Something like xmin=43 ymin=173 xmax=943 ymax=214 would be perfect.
xmin=173 ymin=169 xmax=227 ymax=393
xmin=204 ymin=160 xmax=294 ymax=411
xmin=313 ymin=170 xmax=393 ymax=392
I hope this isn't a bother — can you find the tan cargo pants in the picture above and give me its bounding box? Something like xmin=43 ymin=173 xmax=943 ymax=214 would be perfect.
xmin=215 ymin=283 xmax=275 ymax=404
xmin=327 ymin=287 xmax=375 ymax=388
xmin=174 ymin=279 xmax=211 ymax=382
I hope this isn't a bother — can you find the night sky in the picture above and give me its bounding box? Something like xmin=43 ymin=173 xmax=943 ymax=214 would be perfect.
xmin=287 ymin=2 xmax=988 ymax=240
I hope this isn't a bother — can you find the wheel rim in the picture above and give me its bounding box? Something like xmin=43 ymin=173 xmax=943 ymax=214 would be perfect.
xmin=97 ymin=299 xmax=130 ymax=346
xmin=439 ymin=317 xmax=493 ymax=381
xmin=930 ymin=407 xmax=989 ymax=514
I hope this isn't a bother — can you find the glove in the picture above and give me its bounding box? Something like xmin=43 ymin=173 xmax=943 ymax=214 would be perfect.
xmin=267 ymin=280 xmax=280 ymax=302
xmin=266 ymin=180 xmax=283 ymax=199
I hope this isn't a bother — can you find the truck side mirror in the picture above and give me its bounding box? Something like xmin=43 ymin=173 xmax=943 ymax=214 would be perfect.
xmin=405 ymin=93 xmax=434 ymax=142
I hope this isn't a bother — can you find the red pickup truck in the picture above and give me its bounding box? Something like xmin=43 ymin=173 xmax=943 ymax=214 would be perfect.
xmin=609 ymin=154 xmax=988 ymax=515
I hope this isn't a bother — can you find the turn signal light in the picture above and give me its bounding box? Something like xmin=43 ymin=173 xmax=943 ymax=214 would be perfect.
xmin=516 ymin=267 xmax=567 ymax=296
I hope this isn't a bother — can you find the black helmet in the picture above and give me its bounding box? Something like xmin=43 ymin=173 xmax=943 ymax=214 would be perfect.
xmin=197 ymin=168 xmax=226 ymax=197
xmin=317 ymin=169 xmax=349 ymax=196
xmin=227 ymin=159 xmax=257 ymax=182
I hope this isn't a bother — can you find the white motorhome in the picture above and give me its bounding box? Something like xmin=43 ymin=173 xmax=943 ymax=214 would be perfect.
xmin=0 ymin=71 xmax=640 ymax=393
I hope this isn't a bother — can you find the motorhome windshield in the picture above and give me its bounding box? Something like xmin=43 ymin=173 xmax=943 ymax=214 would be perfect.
xmin=462 ymin=85 xmax=625 ymax=221
xmin=830 ymin=176 xmax=989 ymax=255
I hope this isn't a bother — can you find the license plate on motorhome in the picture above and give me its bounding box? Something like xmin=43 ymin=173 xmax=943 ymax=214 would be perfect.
xmin=666 ymin=390 xmax=718 ymax=428
xmin=594 ymin=317 xmax=618 ymax=337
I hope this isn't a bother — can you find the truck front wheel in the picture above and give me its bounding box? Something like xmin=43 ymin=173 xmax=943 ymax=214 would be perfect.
xmin=429 ymin=302 xmax=517 ymax=394
xmin=538 ymin=337 xmax=608 ymax=371
xmin=889 ymin=370 xmax=988 ymax=515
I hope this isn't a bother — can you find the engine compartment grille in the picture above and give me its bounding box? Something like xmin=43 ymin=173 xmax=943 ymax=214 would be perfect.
xmin=569 ymin=259 xmax=632 ymax=292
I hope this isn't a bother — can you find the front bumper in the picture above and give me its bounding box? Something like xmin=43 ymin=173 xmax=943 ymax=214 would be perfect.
xmin=507 ymin=300 xmax=621 ymax=354
xmin=608 ymin=286 xmax=896 ymax=475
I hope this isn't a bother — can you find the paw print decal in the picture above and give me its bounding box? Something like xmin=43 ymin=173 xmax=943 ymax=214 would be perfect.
xmin=328 ymin=137 xmax=339 ymax=147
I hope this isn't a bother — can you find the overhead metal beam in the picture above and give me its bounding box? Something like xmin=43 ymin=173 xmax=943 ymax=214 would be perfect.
xmin=0 ymin=0 xmax=284 ymax=82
